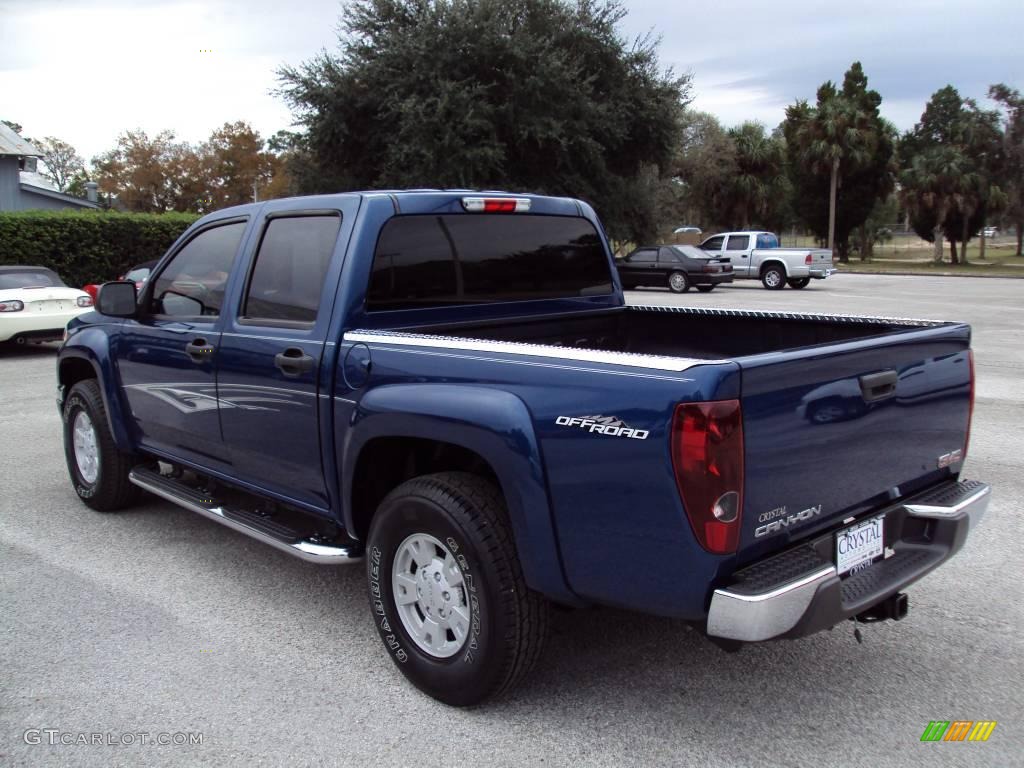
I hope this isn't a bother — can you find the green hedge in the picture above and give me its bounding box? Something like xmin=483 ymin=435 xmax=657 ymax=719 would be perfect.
xmin=0 ymin=210 xmax=199 ymax=287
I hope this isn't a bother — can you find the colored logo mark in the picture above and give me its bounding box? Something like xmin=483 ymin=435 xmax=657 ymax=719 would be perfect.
xmin=920 ymin=720 xmax=997 ymax=742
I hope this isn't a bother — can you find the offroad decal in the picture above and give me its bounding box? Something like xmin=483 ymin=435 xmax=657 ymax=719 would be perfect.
xmin=555 ymin=415 xmax=649 ymax=440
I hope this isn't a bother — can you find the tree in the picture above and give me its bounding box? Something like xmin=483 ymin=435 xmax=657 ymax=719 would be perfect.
xmin=33 ymin=137 xmax=86 ymax=193
xmin=201 ymin=121 xmax=278 ymax=208
xmin=671 ymin=110 xmax=737 ymax=231
xmin=93 ymin=130 xmax=202 ymax=213
xmin=277 ymin=0 xmax=689 ymax=243
xmin=92 ymin=123 xmax=291 ymax=213
xmin=783 ymin=62 xmax=895 ymax=262
xmin=721 ymin=122 xmax=789 ymax=231
xmin=990 ymin=84 xmax=1024 ymax=256
xmin=900 ymin=86 xmax=1002 ymax=264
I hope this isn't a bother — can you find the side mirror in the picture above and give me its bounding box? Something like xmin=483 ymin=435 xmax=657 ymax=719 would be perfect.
xmin=97 ymin=281 xmax=137 ymax=318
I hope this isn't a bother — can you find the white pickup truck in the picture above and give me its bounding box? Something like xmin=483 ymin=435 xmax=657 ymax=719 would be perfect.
xmin=699 ymin=231 xmax=833 ymax=290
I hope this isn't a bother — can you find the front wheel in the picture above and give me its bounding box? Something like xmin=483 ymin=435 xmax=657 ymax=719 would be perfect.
xmin=761 ymin=266 xmax=786 ymax=290
xmin=62 ymin=379 xmax=141 ymax=511
xmin=366 ymin=472 xmax=550 ymax=706
xmin=668 ymin=271 xmax=690 ymax=293
xmin=787 ymin=278 xmax=811 ymax=289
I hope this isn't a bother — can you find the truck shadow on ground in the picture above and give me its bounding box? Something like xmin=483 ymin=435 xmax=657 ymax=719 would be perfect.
xmin=125 ymin=498 xmax=930 ymax=737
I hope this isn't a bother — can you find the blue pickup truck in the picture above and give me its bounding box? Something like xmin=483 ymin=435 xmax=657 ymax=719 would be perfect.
xmin=57 ymin=191 xmax=990 ymax=705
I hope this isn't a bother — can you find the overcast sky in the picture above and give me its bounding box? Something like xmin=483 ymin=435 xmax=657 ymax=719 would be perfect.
xmin=1 ymin=0 xmax=1021 ymax=161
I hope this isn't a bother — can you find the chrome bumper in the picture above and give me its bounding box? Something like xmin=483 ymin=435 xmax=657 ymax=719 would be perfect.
xmin=809 ymin=267 xmax=834 ymax=279
xmin=707 ymin=480 xmax=990 ymax=642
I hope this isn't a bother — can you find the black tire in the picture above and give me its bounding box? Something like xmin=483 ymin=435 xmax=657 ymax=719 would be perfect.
xmin=696 ymin=285 xmax=715 ymax=293
xmin=62 ymin=379 xmax=141 ymax=511
xmin=761 ymin=265 xmax=786 ymax=290
xmin=668 ymin=271 xmax=690 ymax=293
xmin=787 ymin=278 xmax=811 ymax=289
xmin=366 ymin=472 xmax=550 ymax=706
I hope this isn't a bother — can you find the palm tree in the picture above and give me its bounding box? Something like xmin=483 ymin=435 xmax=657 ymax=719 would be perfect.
xmin=726 ymin=122 xmax=787 ymax=229
xmin=788 ymin=83 xmax=877 ymax=258
xmin=900 ymin=146 xmax=973 ymax=264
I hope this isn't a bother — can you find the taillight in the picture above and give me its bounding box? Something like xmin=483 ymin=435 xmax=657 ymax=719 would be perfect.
xmin=964 ymin=350 xmax=975 ymax=460
xmin=805 ymin=254 xmax=813 ymax=264
xmin=461 ymin=197 xmax=531 ymax=213
xmin=0 ymin=300 xmax=25 ymax=312
xmin=77 ymin=296 xmax=93 ymax=307
xmin=671 ymin=400 xmax=744 ymax=554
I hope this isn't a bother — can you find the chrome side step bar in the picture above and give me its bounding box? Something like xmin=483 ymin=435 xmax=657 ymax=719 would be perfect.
xmin=129 ymin=467 xmax=362 ymax=564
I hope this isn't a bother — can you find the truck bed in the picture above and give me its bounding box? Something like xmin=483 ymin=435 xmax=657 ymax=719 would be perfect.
xmin=411 ymin=304 xmax=949 ymax=361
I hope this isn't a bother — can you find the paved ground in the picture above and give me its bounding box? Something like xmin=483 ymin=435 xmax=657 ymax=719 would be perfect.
xmin=1 ymin=273 xmax=1021 ymax=767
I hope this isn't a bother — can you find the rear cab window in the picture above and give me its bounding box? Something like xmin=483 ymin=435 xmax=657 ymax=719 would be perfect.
xmin=756 ymin=233 xmax=779 ymax=249
xmin=242 ymin=214 xmax=342 ymax=325
xmin=367 ymin=214 xmax=613 ymax=311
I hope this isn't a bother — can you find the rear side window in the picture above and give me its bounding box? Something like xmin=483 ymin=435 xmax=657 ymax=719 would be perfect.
xmin=243 ymin=215 xmax=342 ymax=324
xmin=756 ymin=233 xmax=779 ymax=248
xmin=658 ymin=248 xmax=681 ymax=263
xmin=701 ymin=236 xmax=724 ymax=251
xmin=726 ymin=235 xmax=750 ymax=251
xmin=629 ymin=249 xmax=657 ymax=263
xmin=368 ymin=214 xmax=612 ymax=311
xmin=149 ymin=221 xmax=245 ymax=317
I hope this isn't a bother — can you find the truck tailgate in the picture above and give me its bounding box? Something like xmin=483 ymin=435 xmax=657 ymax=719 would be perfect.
xmin=736 ymin=322 xmax=972 ymax=562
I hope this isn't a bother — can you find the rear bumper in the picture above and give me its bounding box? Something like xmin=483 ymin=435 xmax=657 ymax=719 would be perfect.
xmin=706 ymin=479 xmax=990 ymax=642
xmin=693 ymin=272 xmax=733 ymax=285
xmin=0 ymin=309 xmax=87 ymax=342
xmin=809 ymin=267 xmax=834 ymax=279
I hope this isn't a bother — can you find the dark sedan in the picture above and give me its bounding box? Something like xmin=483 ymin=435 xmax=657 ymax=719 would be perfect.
xmin=616 ymin=244 xmax=733 ymax=293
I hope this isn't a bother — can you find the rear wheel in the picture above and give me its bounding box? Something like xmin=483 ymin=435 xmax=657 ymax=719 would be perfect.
xmin=696 ymin=285 xmax=715 ymax=293
xmin=761 ymin=265 xmax=786 ymax=290
xmin=62 ymin=379 xmax=141 ymax=511
xmin=668 ymin=271 xmax=690 ymax=293
xmin=787 ymin=278 xmax=811 ymax=289
xmin=366 ymin=472 xmax=550 ymax=706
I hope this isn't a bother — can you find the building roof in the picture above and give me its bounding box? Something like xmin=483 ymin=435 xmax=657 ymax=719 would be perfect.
xmin=19 ymin=182 xmax=100 ymax=209
xmin=0 ymin=123 xmax=43 ymax=157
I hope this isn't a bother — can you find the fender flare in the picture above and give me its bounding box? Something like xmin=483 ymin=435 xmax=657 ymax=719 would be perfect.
xmin=58 ymin=329 xmax=135 ymax=452
xmin=340 ymin=383 xmax=578 ymax=604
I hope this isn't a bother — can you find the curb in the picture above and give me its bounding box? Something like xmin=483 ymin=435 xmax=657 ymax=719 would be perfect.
xmin=834 ymin=268 xmax=1024 ymax=280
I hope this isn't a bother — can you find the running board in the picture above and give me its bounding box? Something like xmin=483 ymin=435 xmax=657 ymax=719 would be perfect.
xmin=129 ymin=467 xmax=362 ymax=564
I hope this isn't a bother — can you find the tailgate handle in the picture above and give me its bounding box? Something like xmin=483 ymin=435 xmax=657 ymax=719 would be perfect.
xmin=859 ymin=370 xmax=898 ymax=402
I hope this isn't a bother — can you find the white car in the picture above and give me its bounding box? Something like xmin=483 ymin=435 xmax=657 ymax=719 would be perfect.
xmin=0 ymin=265 xmax=94 ymax=345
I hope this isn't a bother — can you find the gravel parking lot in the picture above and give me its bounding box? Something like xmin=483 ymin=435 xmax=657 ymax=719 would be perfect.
xmin=1 ymin=273 xmax=1021 ymax=767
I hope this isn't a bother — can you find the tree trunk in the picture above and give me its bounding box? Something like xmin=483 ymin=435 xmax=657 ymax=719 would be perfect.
xmin=1017 ymin=220 xmax=1023 ymax=257
xmin=932 ymin=203 xmax=946 ymax=264
xmin=949 ymin=239 xmax=958 ymax=264
xmin=961 ymin=215 xmax=970 ymax=265
xmin=828 ymin=157 xmax=840 ymax=260
xmin=979 ymin=225 xmax=986 ymax=260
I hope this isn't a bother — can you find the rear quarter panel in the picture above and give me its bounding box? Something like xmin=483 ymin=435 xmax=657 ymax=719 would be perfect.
xmin=336 ymin=336 xmax=742 ymax=618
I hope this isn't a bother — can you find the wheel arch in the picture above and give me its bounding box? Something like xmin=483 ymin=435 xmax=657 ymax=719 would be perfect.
xmin=58 ymin=334 xmax=134 ymax=452
xmin=340 ymin=384 xmax=577 ymax=604
xmin=759 ymin=259 xmax=788 ymax=277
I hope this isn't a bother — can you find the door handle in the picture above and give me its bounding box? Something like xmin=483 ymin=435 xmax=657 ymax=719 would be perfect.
xmin=185 ymin=338 xmax=215 ymax=363
xmin=859 ymin=370 xmax=898 ymax=402
xmin=274 ymin=347 xmax=315 ymax=377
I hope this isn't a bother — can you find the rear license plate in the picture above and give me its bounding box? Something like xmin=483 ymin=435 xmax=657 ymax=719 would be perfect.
xmin=836 ymin=515 xmax=884 ymax=575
